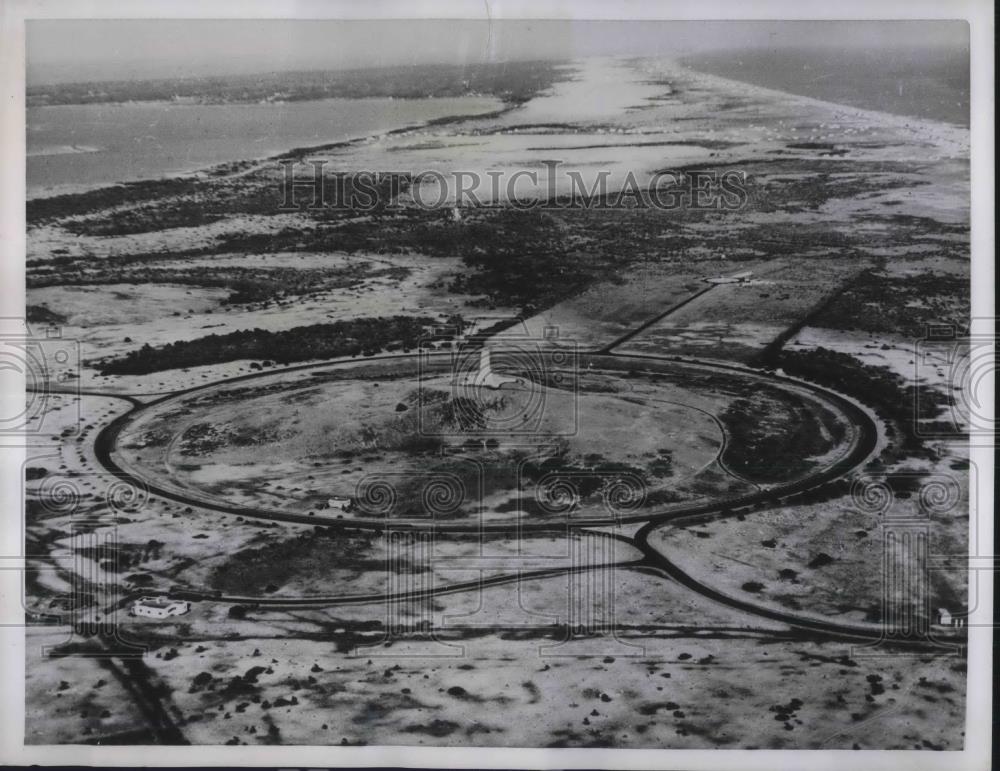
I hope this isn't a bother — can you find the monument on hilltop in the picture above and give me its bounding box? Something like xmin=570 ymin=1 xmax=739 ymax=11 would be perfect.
xmin=465 ymin=347 xmax=520 ymax=390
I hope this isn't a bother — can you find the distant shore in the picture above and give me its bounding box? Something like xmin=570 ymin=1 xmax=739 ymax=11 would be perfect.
xmin=26 ymin=96 xmax=511 ymax=201
xmin=680 ymin=46 xmax=969 ymax=128
xmin=27 ymin=54 xmax=970 ymax=206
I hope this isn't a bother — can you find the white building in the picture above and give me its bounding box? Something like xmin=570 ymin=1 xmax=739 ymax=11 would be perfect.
xmin=935 ymin=607 xmax=964 ymax=628
xmin=131 ymin=597 xmax=191 ymax=619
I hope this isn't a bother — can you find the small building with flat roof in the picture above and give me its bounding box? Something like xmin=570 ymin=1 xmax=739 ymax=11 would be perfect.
xmin=131 ymin=597 xmax=190 ymax=619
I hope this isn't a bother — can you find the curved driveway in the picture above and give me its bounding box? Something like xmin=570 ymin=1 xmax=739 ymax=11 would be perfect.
xmin=92 ymin=350 xmax=878 ymax=533
xmin=64 ymin=348 xmax=963 ymax=646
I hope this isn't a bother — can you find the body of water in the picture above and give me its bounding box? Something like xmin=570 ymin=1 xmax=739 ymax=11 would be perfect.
xmin=27 ymin=96 xmax=503 ymax=196
xmin=682 ymin=46 xmax=969 ymax=127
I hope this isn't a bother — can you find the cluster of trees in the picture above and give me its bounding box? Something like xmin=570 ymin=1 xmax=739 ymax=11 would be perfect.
xmin=210 ymin=529 xmax=378 ymax=595
xmin=26 ymin=304 xmax=67 ymax=325
xmin=27 ymin=176 xmax=197 ymax=225
xmin=447 ymin=210 xmax=593 ymax=314
xmin=719 ymin=392 xmax=827 ymax=483
xmin=30 ymin=263 xmax=409 ymax=307
xmin=98 ymin=316 xmax=439 ymax=375
xmin=59 ymin=171 xmax=411 ymax=235
xmin=519 ymin=453 xmax=648 ymax=499
xmin=65 ymin=200 xmax=226 ymax=236
xmin=213 ymin=208 xmax=597 ymax=315
xmin=760 ymin=346 xmax=948 ymax=458
xmin=811 ymin=268 xmax=968 ymax=338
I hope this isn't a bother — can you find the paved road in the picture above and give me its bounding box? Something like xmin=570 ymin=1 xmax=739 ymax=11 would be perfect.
xmin=88 ymin=350 xmax=879 ymax=533
xmin=123 ymin=559 xmax=643 ymax=609
xmin=45 ymin=348 xmax=965 ymax=646
xmin=632 ymin=524 xmax=963 ymax=649
xmin=596 ymin=284 xmax=716 ymax=353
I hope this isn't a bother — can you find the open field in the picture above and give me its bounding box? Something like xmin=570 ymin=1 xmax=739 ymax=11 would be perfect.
xmin=105 ymin=354 xmax=859 ymax=528
xmin=26 ymin=589 xmax=967 ymax=749
xmin=646 ymin=444 xmax=970 ymax=628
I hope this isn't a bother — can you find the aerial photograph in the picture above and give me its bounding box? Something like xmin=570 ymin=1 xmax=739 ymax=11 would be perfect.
xmin=14 ymin=15 xmax=980 ymax=753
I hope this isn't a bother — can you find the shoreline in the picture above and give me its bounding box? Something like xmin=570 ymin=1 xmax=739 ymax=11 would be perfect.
xmin=26 ymin=57 xmax=970 ymax=206
xmin=26 ymin=96 xmax=515 ymax=202
xmin=672 ymin=58 xmax=970 ymax=139
xmin=677 ymin=49 xmax=969 ymax=130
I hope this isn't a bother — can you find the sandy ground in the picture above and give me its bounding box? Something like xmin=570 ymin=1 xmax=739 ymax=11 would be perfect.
xmin=26 ymin=579 xmax=966 ymax=749
xmin=646 ymin=446 xmax=970 ymax=629
xmin=23 ymin=55 xmax=970 ymax=748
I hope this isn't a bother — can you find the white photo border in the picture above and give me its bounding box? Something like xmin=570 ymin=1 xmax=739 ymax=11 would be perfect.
xmin=0 ymin=1 xmax=993 ymax=769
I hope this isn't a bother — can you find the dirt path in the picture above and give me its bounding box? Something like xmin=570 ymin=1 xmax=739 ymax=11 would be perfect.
xmin=597 ymin=284 xmax=716 ymax=353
